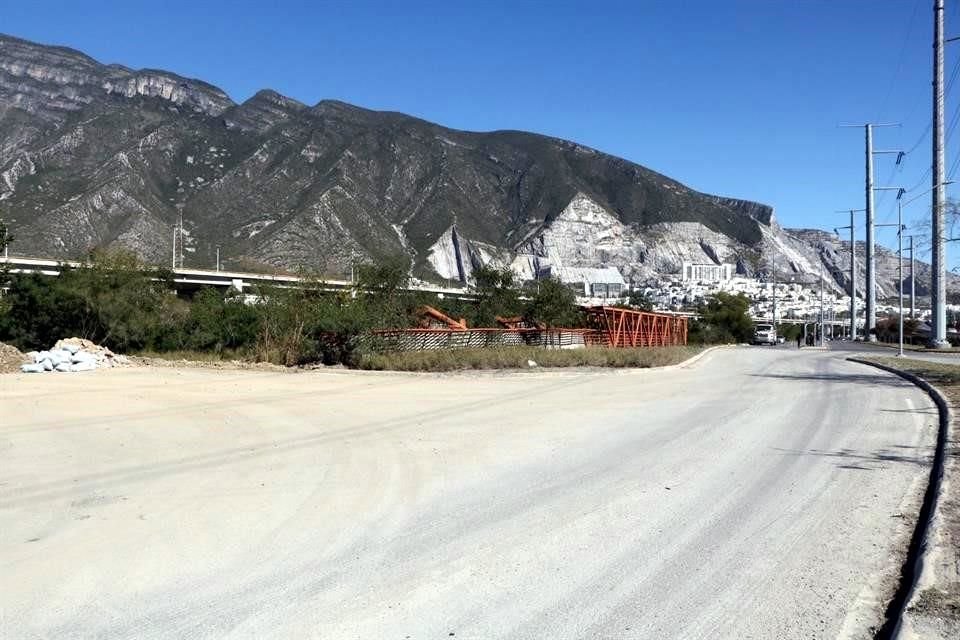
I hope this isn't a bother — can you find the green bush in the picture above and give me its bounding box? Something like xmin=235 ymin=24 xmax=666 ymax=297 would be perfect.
xmin=470 ymin=265 xmax=522 ymax=326
xmin=0 ymin=250 xmax=184 ymax=352
xmin=777 ymin=323 xmax=801 ymax=342
xmin=0 ymin=251 xmax=683 ymax=368
xmin=184 ymin=288 xmax=261 ymax=353
xmin=688 ymin=292 xmax=754 ymax=344
xmin=626 ymin=289 xmax=654 ymax=311
xmin=524 ymin=277 xmax=581 ymax=328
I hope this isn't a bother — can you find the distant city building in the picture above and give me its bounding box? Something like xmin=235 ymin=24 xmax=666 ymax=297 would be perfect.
xmin=681 ymin=262 xmax=734 ymax=283
xmin=539 ymin=265 xmax=626 ymax=299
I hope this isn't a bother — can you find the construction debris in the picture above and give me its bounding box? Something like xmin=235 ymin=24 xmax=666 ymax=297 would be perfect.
xmin=19 ymin=338 xmax=130 ymax=374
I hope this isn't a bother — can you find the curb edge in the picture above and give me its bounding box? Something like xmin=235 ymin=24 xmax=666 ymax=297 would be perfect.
xmin=846 ymin=357 xmax=952 ymax=640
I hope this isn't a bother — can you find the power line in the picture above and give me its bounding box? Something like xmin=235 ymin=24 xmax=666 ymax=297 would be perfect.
xmin=904 ymin=122 xmax=932 ymax=156
xmin=944 ymin=97 xmax=960 ymax=143
xmin=948 ymin=145 xmax=960 ymax=179
xmin=907 ymin=166 xmax=933 ymax=192
xmin=946 ymin=48 xmax=960 ymax=92
xmin=878 ymin=0 xmax=923 ymax=121
xmin=896 ymin=41 xmax=960 ymax=165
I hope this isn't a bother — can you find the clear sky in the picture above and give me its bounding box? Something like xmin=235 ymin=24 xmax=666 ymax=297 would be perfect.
xmin=5 ymin=1 xmax=957 ymax=263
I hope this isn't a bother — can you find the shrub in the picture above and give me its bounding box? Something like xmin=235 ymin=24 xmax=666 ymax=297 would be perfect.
xmin=524 ymin=277 xmax=581 ymax=328
xmin=688 ymin=292 xmax=754 ymax=344
xmin=0 ymin=250 xmax=183 ymax=352
xmin=470 ymin=265 xmax=522 ymax=326
xmin=184 ymin=288 xmax=261 ymax=353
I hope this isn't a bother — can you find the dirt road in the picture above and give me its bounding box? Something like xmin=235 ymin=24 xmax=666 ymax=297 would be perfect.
xmin=0 ymin=348 xmax=938 ymax=638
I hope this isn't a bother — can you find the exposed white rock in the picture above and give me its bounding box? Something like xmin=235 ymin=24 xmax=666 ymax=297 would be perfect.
xmin=1 ymin=153 xmax=36 ymax=195
xmin=427 ymin=226 xmax=512 ymax=283
xmin=512 ymin=192 xmax=731 ymax=284
xmin=427 ymin=227 xmax=461 ymax=281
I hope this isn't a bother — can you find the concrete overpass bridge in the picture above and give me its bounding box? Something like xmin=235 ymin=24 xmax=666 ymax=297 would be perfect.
xmin=0 ymin=255 xmax=471 ymax=299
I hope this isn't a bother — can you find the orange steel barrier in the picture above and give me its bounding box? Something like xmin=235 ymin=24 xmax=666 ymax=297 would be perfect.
xmin=584 ymin=306 xmax=688 ymax=347
xmin=353 ymin=307 xmax=687 ymax=353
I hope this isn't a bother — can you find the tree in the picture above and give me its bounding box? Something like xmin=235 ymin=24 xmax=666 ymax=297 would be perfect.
xmin=471 ymin=265 xmax=521 ymax=326
xmin=688 ymin=292 xmax=754 ymax=344
xmin=355 ymin=257 xmax=411 ymax=329
xmin=525 ymin=277 xmax=580 ymax=328
xmin=626 ymin=289 xmax=654 ymax=311
xmin=0 ymin=216 xmax=12 ymax=291
xmin=0 ymin=250 xmax=183 ymax=352
xmin=777 ymin=323 xmax=801 ymax=342
xmin=184 ymin=288 xmax=261 ymax=353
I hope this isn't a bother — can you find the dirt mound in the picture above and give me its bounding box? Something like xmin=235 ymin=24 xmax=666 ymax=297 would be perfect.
xmin=0 ymin=342 xmax=30 ymax=373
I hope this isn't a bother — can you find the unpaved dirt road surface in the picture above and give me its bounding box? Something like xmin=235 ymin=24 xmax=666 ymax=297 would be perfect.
xmin=0 ymin=348 xmax=939 ymax=638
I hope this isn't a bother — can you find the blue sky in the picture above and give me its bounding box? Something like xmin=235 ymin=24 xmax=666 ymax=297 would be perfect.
xmin=4 ymin=1 xmax=956 ymax=262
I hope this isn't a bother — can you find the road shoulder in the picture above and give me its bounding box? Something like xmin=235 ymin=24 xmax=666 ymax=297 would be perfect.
xmin=850 ymin=356 xmax=960 ymax=639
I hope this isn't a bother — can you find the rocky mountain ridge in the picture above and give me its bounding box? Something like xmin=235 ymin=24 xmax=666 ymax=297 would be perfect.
xmin=0 ymin=33 xmax=953 ymax=296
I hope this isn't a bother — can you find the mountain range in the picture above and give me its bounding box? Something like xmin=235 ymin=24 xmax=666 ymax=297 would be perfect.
xmin=0 ymin=33 xmax=951 ymax=297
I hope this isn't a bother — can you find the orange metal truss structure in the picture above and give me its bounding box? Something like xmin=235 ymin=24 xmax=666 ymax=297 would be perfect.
xmin=415 ymin=305 xmax=468 ymax=330
xmin=584 ymin=306 xmax=688 ymax=347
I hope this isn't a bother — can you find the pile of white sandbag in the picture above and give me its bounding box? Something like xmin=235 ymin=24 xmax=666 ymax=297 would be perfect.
xmin=20 ymin=338 xmax=129 ymax=374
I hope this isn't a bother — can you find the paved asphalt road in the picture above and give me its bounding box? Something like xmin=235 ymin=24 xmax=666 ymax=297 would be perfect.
xmin=0 ymin=348 xmax=939 ymax=639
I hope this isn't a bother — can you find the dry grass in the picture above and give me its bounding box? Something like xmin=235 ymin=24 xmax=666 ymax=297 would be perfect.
xmin=131 ymin=349 xmax=245 ymax=363
xmin=864 ymin=342 xmax=957 ymax=354
xmin=131 ymin=345 xmax=707 ymax=373
xmin=355 ymin=345 xmax=704 ymax=372
xmin=867 ymin=356 xmax=960 ymax=385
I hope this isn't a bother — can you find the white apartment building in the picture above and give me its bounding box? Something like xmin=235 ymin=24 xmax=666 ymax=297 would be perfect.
xmin=681 ymin=262 xmax=734 ymax=283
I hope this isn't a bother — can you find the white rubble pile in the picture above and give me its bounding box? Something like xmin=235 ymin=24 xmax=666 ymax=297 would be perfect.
xmin=20 ymin=338 xmax=130 ymax=374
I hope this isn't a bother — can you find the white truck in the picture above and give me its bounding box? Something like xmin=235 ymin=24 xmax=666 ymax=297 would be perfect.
xmin=753 ymin=323 xmax=777 ymax=346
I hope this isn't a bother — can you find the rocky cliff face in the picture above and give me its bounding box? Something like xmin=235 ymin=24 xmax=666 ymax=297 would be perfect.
xmin=0 ymin=33 xmax=952 ymax=294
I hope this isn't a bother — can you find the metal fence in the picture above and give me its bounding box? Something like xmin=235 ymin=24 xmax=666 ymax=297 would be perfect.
xmin=360 ymin=328 xmax=600 ymax=352
xmin=349 ymin=307 xmax=688 ymax=353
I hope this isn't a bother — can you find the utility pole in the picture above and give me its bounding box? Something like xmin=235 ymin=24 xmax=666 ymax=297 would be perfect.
xmin=866 ymin=124 xmax=876 ymax=341
xmin=842 ymin=124 xmax=899 ymax=342
xmin=771 ymin=252 xmax=777 ymax=325
xmin=898 ymin=196 xmax=906 ymax=357
xmin=820 ymin=266 xmax=825 ymax=347
xmin=216 ymin=245 xmax=221 ymax=272
xmin=835 ymin=208 xmax=864 ymax=340
xmin=910 ymin=234 xmax=916 ymax=319
xmin=894 ymin=181 xmax=954 ymax=345
xmin=932 ymin=0 xmax=949 ymax=347
xmin=850 ymin=210 xmax=856 ymax=340
xmin=171 ymin=224 xmax=177 ymax=270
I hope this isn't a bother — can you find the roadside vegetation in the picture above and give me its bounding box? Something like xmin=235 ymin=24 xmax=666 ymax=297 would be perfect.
xmin=687 ymin=292 xmax=755 ymax=344
xmin=0 ymin=250 xmax=752 ymax=368
xmin=357 ymin=345 xmax=703 ymax=371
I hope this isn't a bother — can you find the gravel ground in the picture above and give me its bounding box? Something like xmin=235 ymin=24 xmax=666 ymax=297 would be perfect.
xmin=0 ymin=347 xmax=938 ymax=639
